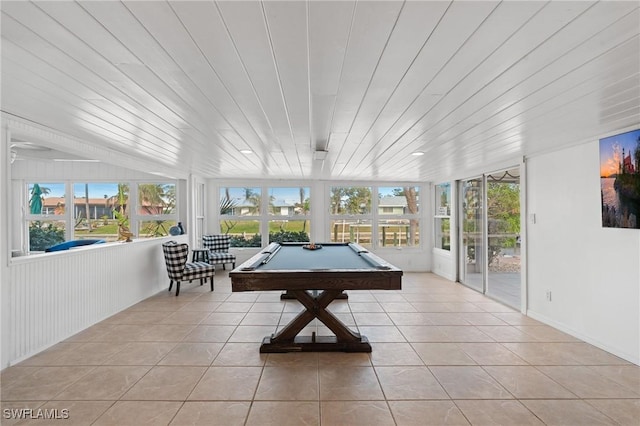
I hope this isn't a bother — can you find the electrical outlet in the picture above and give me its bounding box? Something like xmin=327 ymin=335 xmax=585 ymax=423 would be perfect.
xmin=546 ymin=291 xmax=552 ymax=302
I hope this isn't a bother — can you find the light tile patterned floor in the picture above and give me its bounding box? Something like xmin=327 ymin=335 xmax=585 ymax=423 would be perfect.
xmin=2 ymin=272 xmax=639 ymax=425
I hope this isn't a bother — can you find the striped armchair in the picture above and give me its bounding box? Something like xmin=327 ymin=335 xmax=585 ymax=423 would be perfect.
xmin=162 ymin=241 xmax=215 ymax=296
xmin=202 ymin=234 xmax=236 ymax=270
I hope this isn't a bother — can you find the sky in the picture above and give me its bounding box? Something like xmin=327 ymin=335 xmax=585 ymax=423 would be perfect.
xmin=28 ymin=183 xmax=119 ymax=199
xmin=599 ymin=128 xmax=640 ymax=177
xmin=220 ymin=187 xmax=310 ymax=205
xmin=220 ymin=186 xmax=412 ymax=205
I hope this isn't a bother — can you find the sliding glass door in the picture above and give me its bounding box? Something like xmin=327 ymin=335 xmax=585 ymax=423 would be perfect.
xmin=459 ymin=178 xmax=484 ymax=292
xmin=486 ymin=169 xmax=521 ymax=307
xmin=458 ymin=168 xmax=521 ymax=308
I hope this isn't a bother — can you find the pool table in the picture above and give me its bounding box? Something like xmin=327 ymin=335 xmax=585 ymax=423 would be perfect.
xmin=230 ymin=242 xmax=402 ymax=353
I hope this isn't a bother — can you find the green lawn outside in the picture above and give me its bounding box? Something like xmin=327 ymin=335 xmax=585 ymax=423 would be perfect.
xmin=221 ymin=220 xmax=309 ymax=235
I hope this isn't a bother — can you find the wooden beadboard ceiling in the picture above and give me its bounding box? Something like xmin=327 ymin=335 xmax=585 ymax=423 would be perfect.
xmin=2 ymin=1 xmax=639 ymax=181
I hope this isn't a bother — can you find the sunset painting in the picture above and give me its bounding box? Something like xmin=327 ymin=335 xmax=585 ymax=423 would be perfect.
xmin=599 ymin=128 xmax=640 ymax=229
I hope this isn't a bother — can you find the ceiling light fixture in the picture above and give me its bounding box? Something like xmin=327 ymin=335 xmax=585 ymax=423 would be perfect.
xmin=240 ymin=149 xmax=253 ymax=154
xmin=411 ymin=151 xmax=425 ymax=156
xmin=313 ymin=150 xmax=328 ymax=161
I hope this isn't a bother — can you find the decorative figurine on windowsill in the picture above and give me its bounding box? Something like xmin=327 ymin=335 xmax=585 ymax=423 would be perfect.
xmin=118 ymin=223 xmax=133 ymax=242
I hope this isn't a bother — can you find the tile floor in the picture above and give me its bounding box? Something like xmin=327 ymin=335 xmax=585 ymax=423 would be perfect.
xmin=1 ymin=272 xmax=639 ymax=425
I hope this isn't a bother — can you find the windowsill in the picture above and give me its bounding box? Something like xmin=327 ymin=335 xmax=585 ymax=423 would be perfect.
xmin=433 ymin=247 xmax=452 ymax=255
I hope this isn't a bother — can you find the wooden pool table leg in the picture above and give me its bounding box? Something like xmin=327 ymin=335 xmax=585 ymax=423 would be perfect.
xmin=261 ymin=289 xmax=371 ymax=353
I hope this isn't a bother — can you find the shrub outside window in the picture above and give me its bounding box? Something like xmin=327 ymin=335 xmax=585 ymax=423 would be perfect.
xmin=219 ymin=219 xmax=262 ymax=247
xmin=269 ymin=220 xmax=310 ymax=243
xmin=26 ymin=182 xmax=66 ymax=251
xmin=28 ymin=220 xmax=66 ymax=251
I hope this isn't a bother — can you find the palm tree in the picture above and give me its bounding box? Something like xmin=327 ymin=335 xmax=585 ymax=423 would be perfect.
xmin=139 ymin=184 xmax=167 ymax=214
xmin=243 ymin=187 xmax=261 ymax=215
xmin=298 ymin=187 xmax=310 ymax=232
xmin=219 ymin=187 xmax=238 ymax=235
xmin=112 ymin=183 xmax=131 ymax=240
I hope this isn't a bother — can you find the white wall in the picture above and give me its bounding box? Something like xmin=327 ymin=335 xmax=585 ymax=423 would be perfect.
xmin=527 ymin=141 xmax=639 ymax=364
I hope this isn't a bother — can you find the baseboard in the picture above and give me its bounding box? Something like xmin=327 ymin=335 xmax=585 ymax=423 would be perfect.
xmin=527 ymin=310 xmax=639 ymax=366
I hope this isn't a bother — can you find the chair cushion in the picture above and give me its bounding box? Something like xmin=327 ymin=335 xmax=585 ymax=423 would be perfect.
xmin=208 ymin=252 xmax=236 ymax=264
xmin=183 ymin=261 xmax=216 ymax=280
xmin=202 ymin=235 xmax=231 ymax=252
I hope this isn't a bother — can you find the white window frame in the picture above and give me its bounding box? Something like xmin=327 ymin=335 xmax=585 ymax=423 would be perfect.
xmin=216 ymin=183 xmax=312 ymax=248
xmin=23 ymin=179 xmax=179 ymax=252
xmin=434 ymin=182 xmax=452 ymax=252
xmin=326 ymin=182 xmax=424 ymax=250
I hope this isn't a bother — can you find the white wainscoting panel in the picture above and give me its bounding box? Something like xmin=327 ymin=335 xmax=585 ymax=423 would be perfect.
xmin=6 ymin=238 xmax=175 ymax=365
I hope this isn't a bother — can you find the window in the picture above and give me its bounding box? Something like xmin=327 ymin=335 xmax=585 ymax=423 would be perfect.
xmin=219 ymin=186 xmax=310 ymax=247
xmin=195 ymin=181 xmax=205 ymax=247
xmin=28 ymin=220 xmax=66 ymax=251
xmin=434 ymin=183 xmax=451 ymax=251
xmin=377 ymin=186 xmax=420 ymax=248
xmin=27 ymin=182 xmax=66 ymax=251
xmin=268 ymin=187 xmax=310 ymax=242
xmin=216 ymin=183 xmax=421 ymax=250
xmin=328 ymin=185 xmax=421 ymax=249
xmin=27 ymin=183 xmax=65 ymax=216
xmin=220 ymin=187 xmax=261 ymax=217
xmin=329 ymin=186 xmax=372 ymax=247
xmin=330 ymin=186 xmax=372 ymax=215
xmin=23 ymin=180 xmax=178 ymax=252
xmin=219 ymin=187 xmax=263 ymax=247
xmin=137 ymin=182 xmax=177 ymax=238
xmin=72 ymin=183 xmax=122 ymax=241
